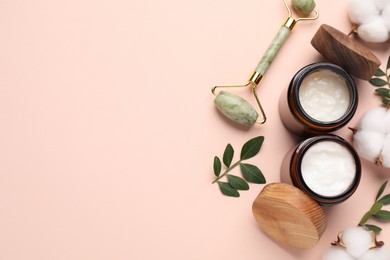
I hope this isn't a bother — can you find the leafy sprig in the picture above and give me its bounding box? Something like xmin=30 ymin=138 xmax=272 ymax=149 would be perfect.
xmin=359 ymin=181 xmax=390 ymax=233
xmin=369 ymin=56 xmax=390 ymax=107
xmin=212 ymin=136 xmax=266 ymax=197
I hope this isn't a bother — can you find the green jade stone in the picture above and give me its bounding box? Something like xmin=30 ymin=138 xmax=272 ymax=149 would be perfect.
xmin=256 ymin=26 xmax=291 ymax=75
xmin=291 ymin=0 xmax=316 ymax=15
xmin=214 ymin=91 xmax=258 ymax=126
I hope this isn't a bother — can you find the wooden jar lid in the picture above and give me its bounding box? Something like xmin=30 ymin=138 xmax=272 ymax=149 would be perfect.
xmin=311 ymin=24 xmax=381 ymax=80
xmin=252 ymin=183 xmax=327 ymax=249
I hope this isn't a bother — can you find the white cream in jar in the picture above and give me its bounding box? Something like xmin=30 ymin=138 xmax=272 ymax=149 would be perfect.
xmin=279 ymin=63 xmax=358 ymax=136
xmin=300 ymin=140 xmax=356 ymax=197
xmin=299 ymin=69 xmax=351 ymax=122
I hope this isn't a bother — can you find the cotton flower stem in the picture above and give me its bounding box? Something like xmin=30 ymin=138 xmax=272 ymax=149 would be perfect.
xmin=348 ymin=25 xmax=358 ymax=37
xmin=348 ymin=127 xmax=358 ymax=135
xmin=376 ymin=155 xmax=384 ymax=166
xmin=212 ymin=160 xmax=241 ymax=184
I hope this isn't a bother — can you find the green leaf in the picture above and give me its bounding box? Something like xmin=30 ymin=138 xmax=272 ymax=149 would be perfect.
xmin=227 ymin=174 xmax=249 ymax=190
xmin=359 ymin=202 xmax=382 ymax=226
xmin=387 ymin=55 xmax=390 ymax=70
xmin=382 ymin=99 xmax=390 ymax=107
xmin=365 ymin=224 xmax=382 ymax=233
xmin=359 ymin=211 xmax=372 ymax=226
xmin=369 ymin=202 xmax=383 ymax=215
xmin=213 ymin=156 xmax=221 ymax=177
xmin=374 ymin=68 xmax=386 ymax=77
xmin=240 ymin=136 xmax=264 ymax=160
xmin=217 ymin=182 xmax=240 ymax=197
xmin=373 ymin=210 xmax=390 ymax=221
xmin=375 ymin=88 xmax=390 ymax=98
xmin=223 ymin=144 xmax=234 ymax=167
xmin=378 ymin=194 xmax=390 ymax=205
xmin=240 ymin=163 xmax=266 ymax=184
xmin=376 ymin=181 xmax=388 ymax=201
xmin=369 ymin=78 xmax=388 ymax=87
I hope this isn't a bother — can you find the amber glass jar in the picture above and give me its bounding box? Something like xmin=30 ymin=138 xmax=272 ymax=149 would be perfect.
xmin=281 ymin=135 xmax=361 ymax=205
xmin=279 ymin=63 xmax=358 ymax=136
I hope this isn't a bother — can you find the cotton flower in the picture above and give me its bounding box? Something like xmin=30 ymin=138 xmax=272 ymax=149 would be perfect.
xmin=322 ymin=226 xmax=390 ymax=260
xmin=342 ymin=227 xmax=374 ymax=258
xmin=357 ymin=17 xmax=389 ymax=42
xmin=352 ymin=107 xmax=390 ymax=167
xmin=348 ymin=0 xmax=390 ymax=42
xmin=360 ymin=245 xmax=390 ymax=260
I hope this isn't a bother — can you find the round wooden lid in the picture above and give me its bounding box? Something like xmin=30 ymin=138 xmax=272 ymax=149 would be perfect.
xmin=311 ymin=24 xmax=381 ymax=80
xmin=252 ymin=183 xmax=327 ymax=249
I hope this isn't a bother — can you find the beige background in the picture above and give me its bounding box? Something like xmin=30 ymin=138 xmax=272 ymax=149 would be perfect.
xmin=0 ymin=0 xmax=390 ymax=259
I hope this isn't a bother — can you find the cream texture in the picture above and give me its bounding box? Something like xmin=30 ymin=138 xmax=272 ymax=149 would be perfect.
xmin=299 ymin=69 xmax=350 ymax=122
xmin=301 ymin=141 xmax=356 ymax=197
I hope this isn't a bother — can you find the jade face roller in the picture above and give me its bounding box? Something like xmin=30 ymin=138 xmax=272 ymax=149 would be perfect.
xmin=212 ymin=0 xmax=318 ymax=127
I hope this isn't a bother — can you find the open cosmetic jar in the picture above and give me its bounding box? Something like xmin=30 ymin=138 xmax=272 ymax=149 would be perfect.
xmin=279 ymin=63 xmax=358 ymax=136
xmin=281 ymin=135 xmax=361 ymax=205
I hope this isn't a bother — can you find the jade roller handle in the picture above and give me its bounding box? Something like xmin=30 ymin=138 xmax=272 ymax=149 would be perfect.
xmin=250 ymin=17 xmax=296 ymax=85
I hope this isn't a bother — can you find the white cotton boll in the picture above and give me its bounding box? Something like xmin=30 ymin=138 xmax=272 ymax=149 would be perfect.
xmin=352 ymin=107 xmax=390 ymax=168
xmin=381 ymin=134 xmax=390 ymax=167
xmin=349 ymin=0 xmax=380 ymax=24
xmin=357 ymin=17 xmax=389 ymax=43
xmin=385 ymin=109 xmax=390 ymax=132
xmin=322 ymin=246 xmax=355 ymax=260
xmin=354 ymin=131 xmax=385 ymax=162
xmin=342 ymin=226 xmax=373 ymax=258
xmin=360 ymin=245 xmax=390 ymax=260
xmin=359 ymin=107 xmax=387 ymax=133
xmin=382 ymin=5 xmax=390 ymax=30
xmin=374 ymin=0 xmax=390 ymax=11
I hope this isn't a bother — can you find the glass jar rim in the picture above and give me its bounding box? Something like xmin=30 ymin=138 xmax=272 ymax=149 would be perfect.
xmin=291 ymin=135 xmax=361 ymax=205
xmin=288 ymin=63 xmax=358 ymax=131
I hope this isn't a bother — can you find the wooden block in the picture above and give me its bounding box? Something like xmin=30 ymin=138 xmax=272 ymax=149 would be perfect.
xmin=252 ymin=183 xmax=327 ymax=249
xmin=311 ymin=24 xmax=381 ymax=80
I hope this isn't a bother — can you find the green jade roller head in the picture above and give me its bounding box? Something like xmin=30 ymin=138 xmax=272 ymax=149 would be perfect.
xmin=212 ymin=0 xmax=318 ymax=127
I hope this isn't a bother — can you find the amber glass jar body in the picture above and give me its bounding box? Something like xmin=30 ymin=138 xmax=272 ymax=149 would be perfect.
xmin=279 ymin=63 xmax=358 ymax=137
xmin=280 ymin=135 xmax=361 ymax=206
